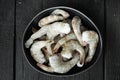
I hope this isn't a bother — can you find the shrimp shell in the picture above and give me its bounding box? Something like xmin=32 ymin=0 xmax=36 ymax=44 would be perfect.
xmin=51 ymin=9 xmax=70 ymax=18
xmin=30 ymin=40 xmax=54 ymax=64
xmin=61 ymin=40 xmax=85 ymax=67
xmin=53 ymin=32 xmax=76 ymax=53
xmin=38 ymin=9 xmax=70 ymax=27
xmin=25 ymin=22 xmax=71 ymax=48
xmin=72 ymin=16 xmax=87 ymax=46
xmin=38 ymin=15 xmax=64 ymax=27
xmin=82 ymin=31 xmax=99 ymax=62
xmin=37 ymin=53 xmax=79 ymax=73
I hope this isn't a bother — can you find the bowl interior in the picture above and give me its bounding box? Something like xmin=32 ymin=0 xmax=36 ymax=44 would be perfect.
xmin=23 ymin=7 xmax=102 ymax=76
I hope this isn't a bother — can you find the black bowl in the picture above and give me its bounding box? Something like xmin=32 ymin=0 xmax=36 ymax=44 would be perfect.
xmin=22 ymin=6 xmax=102 ymax=76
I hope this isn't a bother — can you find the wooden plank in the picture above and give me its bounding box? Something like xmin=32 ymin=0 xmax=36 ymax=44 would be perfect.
xmin=16 ymin=0 xmax=44 ymax=80
xmin=106 ymin=0 xmax=120 ymax=80
xmin=0 ymin=0 xmax=14 ymax=80
xmin=16 ymin=0 xmax=104 ymax=80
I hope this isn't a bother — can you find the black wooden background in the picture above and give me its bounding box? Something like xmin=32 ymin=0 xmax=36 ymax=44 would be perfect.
xmin=0 ymin=0 xmax=120 ymax=80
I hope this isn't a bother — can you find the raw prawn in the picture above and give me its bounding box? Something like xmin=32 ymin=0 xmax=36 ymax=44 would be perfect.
xmin=38 ymin=15 xmax=64 ymax=27
xmin=37 ymin=53 xmax=79 ymax=73
xmin=38 ymin=9 xmax=70 ymax=27
xmin=51 ymin=9 xmax=70 ymax=18
xmin=30 ymin=40 xmax=54 ymax=64
xmin=82 ymin=31 xmax=99 ymax=62
xmin=61 ymin=40 xmax=85 ymax=67
xmin=72 ymin=16 xmax=87 ymax=46
xmin=25 ymin=22 xmax=71 ymax=48
xmin=53 ymin=32 xmax=76 ymax=53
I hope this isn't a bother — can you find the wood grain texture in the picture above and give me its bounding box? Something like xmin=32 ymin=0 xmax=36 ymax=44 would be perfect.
xmin=16 ymin=0 xmax=44 ymax=80
xmin=106 ymin=0 xmax=120 ymax=80
xmin=0 ymin=0 xmax=14 ymax=80
xmin=16 ymin=0 xmax=104 ymax=80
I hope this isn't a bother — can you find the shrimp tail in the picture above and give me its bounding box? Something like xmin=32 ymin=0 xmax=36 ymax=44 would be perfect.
xmin=77 ymin=55 xmax=84 ymax=67
xmin=37 ymin=63 xmax=54 ymax=72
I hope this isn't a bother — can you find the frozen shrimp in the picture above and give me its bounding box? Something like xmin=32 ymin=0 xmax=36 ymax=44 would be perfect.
xmin=38 ymin=15 xmax=64 ymax=27
xmin=30 ymin=40 xmax=54 ymax=64
xmin=72 ymin=16 xmax=87 ymax=46
xmin=37 ymin=53 xmax=79 ymax=73
xmin=51 ymin=9 xmax=70 ymax=18
xmin=82 ymin=31 xmax=99 ymax=62
xmin=61 ymin=40 xmax=85 ymax=67
xmin=38 ymin=9 xmax=70 ymax=27
xmin=25 ymin=22 xmax=71 ymax=48
xmin=53 ymin=32 xmax=76 ymax=53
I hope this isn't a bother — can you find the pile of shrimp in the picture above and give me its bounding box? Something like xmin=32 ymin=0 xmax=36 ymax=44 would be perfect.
xmin=25 ymin=9 xmax=99 ymax=74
